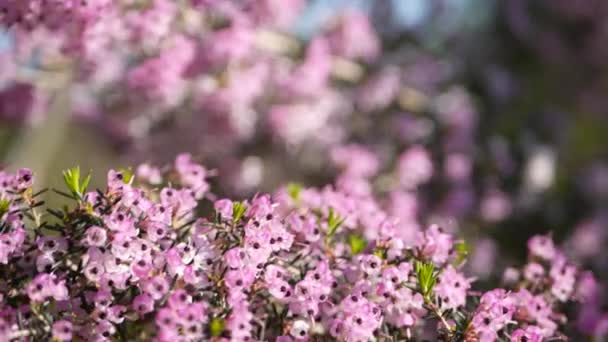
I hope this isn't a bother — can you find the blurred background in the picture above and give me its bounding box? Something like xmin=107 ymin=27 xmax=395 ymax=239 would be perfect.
xmin=1 ymin=0 xmax=608 ymax=334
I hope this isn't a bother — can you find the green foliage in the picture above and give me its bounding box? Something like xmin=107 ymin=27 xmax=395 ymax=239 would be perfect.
xmin=62 ymin=166 xmax=91 ymax=199
xmin=209 ymin=318 xmax=225 ymax=337
xmin=0 ymin=198 xmax=11 ymax=218
xmin=286 ymin=182 xmax=302 ymax=201
xmin=324 ymin=207 xmax=347 ymax=246
xmin=348 ymin=234 xmax=367 ymax=255
xmin=232 ymin=201 xmax=247 ymax=224
xmin=451 ymin=311 xmax=473 ymax=341
xmin=118 ymin=168 xmax=134 ymax=184
xmin=415 ymin=261 xmax=438 ymax=302
xmin=453 ymin=241 xmax=470 ymax=265
xmin=372 ymin=247 xmax=387 ymax=259
xmin=326 ymin=207 xmax=346 ymax=239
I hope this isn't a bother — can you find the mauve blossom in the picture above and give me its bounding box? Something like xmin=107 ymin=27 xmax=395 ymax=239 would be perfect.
xmin=281 ymin=37 xmax=332 ymax=98
xmin=415 ymin=224 xmax=453 ymax=264
xmin=327 ymin=9 xmax=380 ymax=62
xmin=356 ymin=65 xmax=401 ymax=112
xmin=398 ymin=145 xmax=434 ymax=189
xmin=331 ymin=144 xmax=379 ymax=177
xmin=0 ymin=155 xmax=593 ymax=340
xmin=52 ymin=320 xmax=73 ymax=342
xmin=528 ymin=234 xmax=556 ymax=261
xmin=0 ymin=82 xmax=46 ymax=124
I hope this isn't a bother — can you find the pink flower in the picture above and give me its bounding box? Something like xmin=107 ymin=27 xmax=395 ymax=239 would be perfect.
xmin=435 ymin=265 xmax=472 ymax=310
xmin=415 ymin=225 xmax=453 ymax=264
xmin=528 ymin=234 xmax=556 ymax=261
xmin=85 ymin=226 xmax=108 ymax=247
xmin=549 ymin=254 xmax=577 ymax=302
xmin=248 ymin=0 xmax=304 ymax=28
xmin=175 ymin=153 xmax=210 ymax=199
xmin=0 ymin=82 xmax=47 ymax=124
xmin=144 ymin=276 xmax=170 ymax=300
xmin=15 ymin=169 xmax=34 ymax=190
xmin=226 ymin=304 xmax=253 ymax=340
xmin=327 ymin=9 xmax=380 ymax=62
xmin=133 ymin=293 xmax=155 ymax=315
xmin=480 ymin=188 xmax=512 ymax=222
xmin=398 ymin=145 xmax=433 ymax=189
xmin=356 ymin=66 xmax=401 ymax=112
xmin=27 ymin=273 xmax=69 ymax=302
xmin=331 ymin=144 xmax=379 ymax=177
xmin=52 ymin=320 xmax=74 ymax=341
xmin=511 ymin=326 xmax=543 ymax=342
xmin=225 ymin=268 xmax=256 ymax=290
xmin=383 ymin=287 xmax=425 ymax=327
xmin=280 ymin=37 xmax=332 ymax=98
xmin=204 ymin=24 xmax=255 ymax=65
xmin=330 ymin=295 xmax=382 ymax=341
xmin=136 ymin=164 xmax=163 ymax=185
xmin=523 ymin=262 xmax=545 ymax=282
xmin=214 ymin=199 xmax=234 ymax=220
xmin=472 ymin=289 xmax=515 ymax=338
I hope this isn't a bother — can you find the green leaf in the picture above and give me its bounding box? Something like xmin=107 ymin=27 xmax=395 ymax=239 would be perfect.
xmin=209 ymin=318 xmax=225 ymax=337
xmin=62 ymin=166 xmax=80 ymax=197
xmin=453 ymin=241 xmax=470 ymax=265
xmin=348 ymin=234 xmax=367 ymax=255
xmin=326 ymin=207 xmax=346 ymax=239
xmin=415 ymin=261 xmax=437 ymax=302
xmin=372 ymin=247 xmax=387 ymax=259
xmin=62 ymin=167 xmax=78 ymax=192
xmin=0 ymin=198 xmax=11 ymax=218
xmin=286 ymin=182 xmax=302 ymax=201
xmin=62 ymin=166 xmax=91 ymax=199
xmin=81 ymin=173 xmax=91 ymax=194
xmin=118 ymin=168 xmax=133 ymax=184
xmin=232 ymin=201 xmax=247 ymax=224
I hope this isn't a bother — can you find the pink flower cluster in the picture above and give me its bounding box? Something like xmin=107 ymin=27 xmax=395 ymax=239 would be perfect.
xmin=0 ymin=0 xmax=109 ymax=32
xmin=1 ymin=0 xmax=377 ymax=144
xmin=0 ymin=0 xmax=400 ymax=192
xmin=469 ymin=233 xmax=597 ymax=341
xmin=0 ymin=154 xmax=593 ymax=341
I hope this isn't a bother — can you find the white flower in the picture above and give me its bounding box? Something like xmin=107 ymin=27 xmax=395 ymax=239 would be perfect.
xmin=290 ymin=320 xmax=310 ymax=339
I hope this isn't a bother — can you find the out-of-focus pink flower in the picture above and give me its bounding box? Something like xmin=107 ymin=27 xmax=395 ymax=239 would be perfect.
xmin=468 ymin=238 xmax=497 ymax=279
xmin=528 ymin=234 xmax=556 ymax=261
xmin=356 ymin=66 xmax=401 ymax=112
xmin=124 ymin=0 xmax=177 ymax=49
xmin=136 ymin=163 xmax=163 ymax=185
xmin=204 ymin=24 xmax=255 ymax=65
xmin=126 ymin=36 xmax=195 ymax=107
xmin=327 ymin=9 xmax=380 ymax=62
xmin=247 ymin=0 xmax=305 ymax=29
xmin=415 ymin=224 xmax=453 ymax=264
xmin=480 ymin=188 xmax=512 ymax=222
xmin=565 ymin=218 xmax=605 ymax=260
xmin=331 ymin=144 xmax=379 ymax=177
xmin=435 ymin=86 xmax=477 ymax=132
xmin=444 ymin=153 xmax=472 ymax=183
xmin=0 ymin=82 xmax=47 ymax=124
xmin=268 ymin=94 xmax=343 ymax=146
xmin=197 ymin=62 xmax=269 ymax=135
xmin=398 ymin=145 xmax=433 ymax=189
xmin=280 ymin=37 xmax=332 ymax=98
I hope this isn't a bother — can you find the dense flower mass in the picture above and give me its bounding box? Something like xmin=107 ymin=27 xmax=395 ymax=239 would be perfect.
xmin=0 ymin=155 xmax=594 ymax=341
xmin=0 ymin=0 xmax=486 ymax=198
xmin=2 ymin=2 xmax=604 ymax=289
xmin=1 ymin=2 xmax=607 ymax=340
